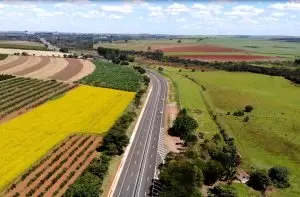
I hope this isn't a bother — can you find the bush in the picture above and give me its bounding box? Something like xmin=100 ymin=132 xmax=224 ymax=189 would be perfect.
xmin=59 ymin=48 xmax=69 ymax=53
xmin=21 ymin=52 xmax=28 ymax=56
xmin=248 ymin=169 xmax=272 ymax=191
xmin=244 ymin=105 xmax=254 ymax=112
xmin=233 ymin=110 xmax=244 ymax=116
xmin=268 ymin=166 xmax=290 ymax=188
xmin=158 ymin=67 xmax=164 ymax=72
xmin=243 ymin=116 xmax=249 ymax=122
xmin=120 ymin=61 xmax=129 ymax=65
xmin=209 ymin=184 xmax=237 ymax=197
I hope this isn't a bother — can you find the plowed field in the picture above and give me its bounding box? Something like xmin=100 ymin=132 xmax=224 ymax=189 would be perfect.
xmin=0 ymin=56 xmax=95 ymax=82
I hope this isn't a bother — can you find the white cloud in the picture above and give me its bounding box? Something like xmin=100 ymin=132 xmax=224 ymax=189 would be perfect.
xmin=100 ymin=5 xmax=133 ymax=13
xmin=147 ymin=6 xmax=165 ymax=19
xmin=270 ymin=2 xmax=300 ymax=10
xmin=191 ymin=4 xmax=223 ymax=15
xmin=271 ymin=12 xmax=287 ymax=17
xmin=108 ymin=14 xmax=123 ymax=20
xmin=225 ymin=5 xmax=264 ymax=17
xmin=165 ymin=3 xmax=189 ymax=15
xmin=183 ymin=25 xmax=188 ymax=29
xmin=73 ymin=10 xmax=104 ymax=18
xmin=54 ymin=3 xmax=73 ymax=8
xmin=264 ymin=17 xmax=279 ymax=22
xmin=176 ymin=18 xmax=186 ymax=22
xmin=138 ymin=16 xmax=143 ymax=20
xmin=290 ymin=15 xmax=297 ymax=18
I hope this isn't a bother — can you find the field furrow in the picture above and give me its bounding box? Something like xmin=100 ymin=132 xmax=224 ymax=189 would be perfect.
xmin=1 ymin=57 xmax=41 ymax=74
xmin=50 ymin=58 xmax=83 ymax=81
xmin=67 ymin=59 xmax=95 ymax=82
xmin=0 ymin=56 xmax=19 ymax=66
xmin=0 ymin=56 xmax=28 ymax=71
xmin=14 ymin=57 xmax=50 ymax=75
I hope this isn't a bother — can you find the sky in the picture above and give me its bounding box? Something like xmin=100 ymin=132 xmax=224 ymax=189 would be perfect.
xmin=0 ymin=0 xmax=299 ymax=35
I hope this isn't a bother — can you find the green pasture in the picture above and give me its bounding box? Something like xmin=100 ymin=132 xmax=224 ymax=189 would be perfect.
xmin=162 ymin=66 xmax=300 ymax=196
xmin=162 ymin=67 xmax=218 ymax=137
xmin=198 ymin=37 xmax=300 ymax=58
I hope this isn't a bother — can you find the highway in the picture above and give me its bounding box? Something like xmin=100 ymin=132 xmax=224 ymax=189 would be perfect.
xmin=112 ymin=70 xmax=168 ymax=197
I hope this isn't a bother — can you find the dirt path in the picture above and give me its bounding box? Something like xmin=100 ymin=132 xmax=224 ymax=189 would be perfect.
xmin=50 ymin=58 xmax=84 ymax=81
xmin=0 ymin=56 xmax=28 ymax=71
xmin=67 ymin=59 xmax=95 ymax=82
xmin=14 ymin=57 xmax=50 ymax=75
xmin=1 ymin=57 xmax=41 ymax=74
xmin=25 ymin=58 xmax=68 ymax=79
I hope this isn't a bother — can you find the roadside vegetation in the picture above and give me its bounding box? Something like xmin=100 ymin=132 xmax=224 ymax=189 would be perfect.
xmin=159 ymin=66 xmax=299 ymax=196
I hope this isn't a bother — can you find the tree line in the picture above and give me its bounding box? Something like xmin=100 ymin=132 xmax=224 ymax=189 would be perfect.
xmin=97 ymin=47 xmax=300 ymax=85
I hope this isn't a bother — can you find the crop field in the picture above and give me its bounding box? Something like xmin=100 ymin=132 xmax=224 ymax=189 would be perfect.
xmin=163 ymin=67 xmax=300 ymax=196
xmin=5 ymin=134 xmax=101 ymax=197
xmin=96 ymin=38 xmax=300 ymax=61
xmin=0 ymin=76 xmax=75 ymax=121
xmin=0 ymin=40 xmax=48 ymax=51
xmin=0 ymin=55 xmax=95 ymax=82
xmin=0 ymin=48 xmax=68 ymax=57
xmin=0 ymin=85 xmax=135 ymax=191
xmin=79 ymin=60 xmax=141 ymax=91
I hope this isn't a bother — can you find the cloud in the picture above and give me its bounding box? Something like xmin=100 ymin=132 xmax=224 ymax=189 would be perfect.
xmin=147 ymin=6 xmax=165 ymax=19
xmin=138 ymin=16 xmax=143 ymax=20
xmin=225 ymin=5 xmax=264 ymax=17
xmin=54 ymin=3 xmax=73 ymax=8
xmin=270 ymin=2 xmax=300 ymax=10
xmin=165 ymin=3 xmax=189 ymax=15
xmin=100 ymin=5 xmax=133 ymax=13
xmin=72 ymin=10 xmax=104 ymax=18
xmin=264 ymin=17 xmax=279 ymax=22
xmin=271 ymin=12 xmax=287 ymax=17
xmin=176 ymin=18 xmax=186 ymax=22
xmin=108 ymin=14 xmax=123 ymax=20
xmin=191 ymin=3 xmax=223 ymax=15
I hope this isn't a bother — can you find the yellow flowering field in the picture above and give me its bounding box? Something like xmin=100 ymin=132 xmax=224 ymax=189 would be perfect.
xmin=0 ymin=85 xmax=135 ymax=190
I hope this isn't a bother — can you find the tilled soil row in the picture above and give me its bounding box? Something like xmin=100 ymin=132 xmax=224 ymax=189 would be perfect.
xmin=50 ymin=58 xmax=84 ymax=81
xmin=0 ymin=56 xmax=19 ymax=66
xmin=5 ymin=135 xmax=101 ymax=197
xmin=15 ymin=57 xmax=50 ymax=75
xmin=0 ymin=56 xmax=29 ymax=71
xmin=67 ymin=59 xmax=95 ymax=82
xmin=4 ymin=57 xmax=41 ymax=75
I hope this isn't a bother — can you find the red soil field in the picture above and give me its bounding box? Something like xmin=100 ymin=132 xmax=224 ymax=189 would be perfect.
xmin=14 ymin=57 xmax=50 ymax=75
xmin=155 ymin=45 xmax=244 ymax=52
xmin=4 ymin=134 xmax=101 ymax=197
xmin=179 ymin=55 xmax=279 ymax=62
xmin=50 ymin=58 xmax=83 ymax=81
xmin=0 ymin=56 xmax=28 ymax=71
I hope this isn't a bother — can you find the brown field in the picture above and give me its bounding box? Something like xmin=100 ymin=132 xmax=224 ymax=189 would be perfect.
xmin=0 ymin=55 xmax=95 ymax=82
xmin=4 ymin=134 xmax=101 ymax=197
xmin=0 ymin=48 xmax=68 ymax=57
xmin=154 ymin=44 xmax=244 ymax=52
xmin=178 ymin=54 xmax=281 ymax=62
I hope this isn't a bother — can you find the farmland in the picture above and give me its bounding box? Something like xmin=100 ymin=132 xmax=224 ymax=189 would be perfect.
xmin=0 ymin=85 xmax=135 ymax=191
xmin=96 ymin=37 xmax=300 ymax=61
xmin=0 ymin=55 xmax=95 ymax=82
xmin=79 ymin=60 xmax=141 ymax=91
xmin=0 ymin=40 xmax=48 ymax=51
xmin=0 ymin=76 xmax=75 ymax=121
xmin=162 ymin=67 xmax=300 ymax=196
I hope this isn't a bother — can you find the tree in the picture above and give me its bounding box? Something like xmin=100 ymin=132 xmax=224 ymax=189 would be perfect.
xmin=209 ymin=184 xmax=237 ymax=197
xmin=244 ymin=105 xmax=254 ymax=112
xmin=159 ymin=160 xmax=204 ymax=197
xmin=177 ymin=40 xmax=182 ymax=43
xmin=59 ymin=48 xmax=69 ymax=53
xmin=119 ymin=54 xmax=127 ymax=61
xmin=233 ymin=110 xmax=244 ymax=116
xmin=147 ymin=46 xmax=151 ymax=50
xmin=170 ymin=112 xmax=198 ymax=139
xmin=248 ymin=169 xmax=272 ymax=191
xmin=268 ymin=166 xmax=290 ymax=188
xmin=202 ymin=160 xmax=225 ymax=185
xmin=295 ymin=58 xmax=300 ymax=65
xmin=184 ymin=133 xmax=198 ymax=145
xmin=112 ymin=58 xmax=121 ymax=64
xmin=158 ymin=67 xmax=164 ymax=72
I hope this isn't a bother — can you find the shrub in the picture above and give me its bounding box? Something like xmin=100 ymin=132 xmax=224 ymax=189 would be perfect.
xmin=209 ymin=184 xmax=237 ymax=197
xmin=243 ymin=116 xmax=249 ymax=122
xmin=233 ymin=110 xmax=244 ymax=116
xmin=244 ymin=105 xmax=254 ymax=112
xmin=268 ymin=166 xmax=290 ymax=188
xmin=120 ymin=61 xmax=129 ymax=65
xmin=158 ymin=67 xmax=164 ymax=72
xmin=21 ymin=52 xmax=28 ymax=56
xmin=248 ymin=169 xmax=272 ymax=191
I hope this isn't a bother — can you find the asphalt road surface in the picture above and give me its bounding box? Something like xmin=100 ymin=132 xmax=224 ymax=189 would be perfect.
xmin=113 ymin=70 xmax=168 ymax=197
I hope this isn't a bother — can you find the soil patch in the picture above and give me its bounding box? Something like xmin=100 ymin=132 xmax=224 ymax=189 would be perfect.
xmin=15 ymin=57 xmax=50 ymax=75
xmin=155 ymin=44 xmax=244 ymax=52
xmin=50 ymin=58 xmax=83 ymax=81
xmin=0 ymin=56 xmax=28 ymax=71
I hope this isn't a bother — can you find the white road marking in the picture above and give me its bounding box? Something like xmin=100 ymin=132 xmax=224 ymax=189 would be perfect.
xmin=127 ymin=185 xmax=130 ymax=191
xmin=131 ymin=172 xmax=133 ymax=177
